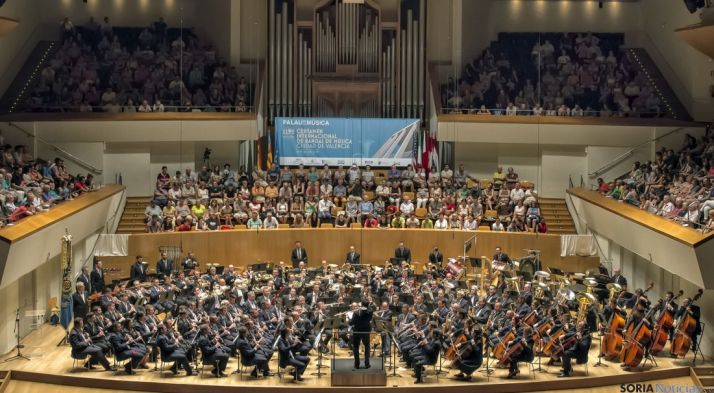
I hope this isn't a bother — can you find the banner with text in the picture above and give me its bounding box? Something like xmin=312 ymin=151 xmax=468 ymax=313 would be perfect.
xmin=276 ymin=117 xmax=420 ymax=166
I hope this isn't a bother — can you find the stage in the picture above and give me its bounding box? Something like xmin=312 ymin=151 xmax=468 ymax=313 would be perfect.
xmin=0 ymin=324 xmax=710 ymax=393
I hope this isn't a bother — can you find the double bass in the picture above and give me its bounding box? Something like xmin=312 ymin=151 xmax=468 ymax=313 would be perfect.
xmin=600 ymin=306 xmax=626 ymax=357
xmin=670 ymin=289 xmax=703 ymax=357
xmin=649 ymin=290 xmax=683 ymax=354
xmin=619 ymin=307 xmax=656 ymax=368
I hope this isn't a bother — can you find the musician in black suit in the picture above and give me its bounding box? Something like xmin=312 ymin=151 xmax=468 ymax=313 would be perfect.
xmin=278 ymin=328 xmax=311 ymax=381
xmin=235 ymin=327 xmax=269 ymax=377
xmin=375 ymin=301 xmax=393 ymax=356
xmin=73 ymin=282 xmax=89 ymax=319
xmin=394 ymin=241 xmax=411 ymax=263
xmin=69 ymin=318 xmax=114 ymax=371
xmin=350 ymin=299 xmax=374 ymax=369
xmin=197 ymin=325 xmax=230 ymax=377
xmin=156 ymin=252 xmax=174 ymax=278
xmin=291 ymin=241 xmax=308 ymax=268
xmin=90 ymin=260 xmax=105 ymax=294
xmin=346 ymin=245 xmax=361 ymax=264
xmin=412 ymin=324 xmax=441 ymax=384
xmin=107 ymin=322 xmax=146 ymax=374
xmin=453 ymin=322 xmax=484 ymax=381
xmin=130 ymin=256 xmax=147 ymax=282
xmin=77 ymin=266 xmax=91 ymax=294
xmin=492 ymin=247 xmax=511 ymax=264
xmin=156 ymin=324 xmax=195 ymax=375
xmin=675 ymin=297 xmax=701 ymax=352
xmin=611 ymin=268 xmax=627 ymax=289
xmin=506 ymin=326 xmax=535 ymax=379
xmin=560 ymin=322 xmax=591 ymax=377
xmin=428 ymin=247 xmax=443 ymax=266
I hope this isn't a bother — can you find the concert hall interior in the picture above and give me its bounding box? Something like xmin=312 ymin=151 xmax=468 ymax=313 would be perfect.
xmin=0 ymin=0 xmax=713 ymax=392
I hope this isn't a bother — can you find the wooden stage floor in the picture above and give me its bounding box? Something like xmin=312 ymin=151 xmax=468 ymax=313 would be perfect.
xmin=0 ymin=324 xmax=710 ymax=393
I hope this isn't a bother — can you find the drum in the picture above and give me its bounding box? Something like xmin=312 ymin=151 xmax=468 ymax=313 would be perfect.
xmin=446 ymin=258 xmax=465 ymax=278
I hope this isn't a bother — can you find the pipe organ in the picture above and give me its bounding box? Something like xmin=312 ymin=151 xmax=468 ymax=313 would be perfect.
xmin=267 ymin=0 xmax=426 ymax=120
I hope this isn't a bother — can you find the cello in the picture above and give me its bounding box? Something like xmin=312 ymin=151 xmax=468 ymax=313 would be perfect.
xmin=498 ymin=338 xmax=525 ymax=367
xmin=600 ymin=303 xmax=626 ymax=358
xmin=619 ymin=307 xmax=656 ymax=368
xmin=445 ymin=333 xmax=468 ymax=361
xmin=492 ymin=330 xmax=516 ymax=359
xmin=670 ymin=289 xmax=703 ymax=357
xmin=649 ymin=290 xmax=683 ymax=354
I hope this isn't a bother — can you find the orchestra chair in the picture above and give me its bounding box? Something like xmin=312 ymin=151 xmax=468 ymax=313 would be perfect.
xmin=693 ymin=322 xmax=706 ymax=365
xmin=112 ymin=353 xmax=133 ymax=376
xmin=414 ymin=208 xmax=427 ymax=219
xmin=157 ymin=347 xmax=170 ymax=378
xmin=279 ymin=224 xmax=289 ymax=228
xmin=575 ymin=359 xmax=589 ymax=376
xmin=238 ymin=352 xmax=262 ymax=380
xmin=276 ymin=352 xmax=296 ymax=382
xmin=71 ymin=353 xmax=90 ymax=372
xmin=199 ymin=351 xmax=221 ymax=379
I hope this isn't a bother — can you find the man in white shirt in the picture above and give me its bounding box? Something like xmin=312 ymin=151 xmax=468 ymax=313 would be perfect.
xmin=361 ymin=166 xmax=375 ymax=190
xmin=400 ymin=199 xmax=415 ymax=216
xmin=318 ymin=195 xmax=335 ymax=220
xmin=441 ymin=165 xmax=454 ymax=184
xmin=434 ymin=213 xmax=449 ymax=229
xmin=510 ymin=184 xmax=525 ymax=205
xmin=263 ymin=212 xmax=279 ymax=229
xmin=491 ymin=218 xmax=505 ymax=231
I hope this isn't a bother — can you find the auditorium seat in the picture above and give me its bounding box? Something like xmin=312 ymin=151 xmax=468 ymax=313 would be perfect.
xmin=320 ymin=223 xmax=334 ymax=228
xmin=402 ymin=192 xmax=415 ymax=201
xmin=484 ymin=210 xmax=498 ymax=220
xmin=415 ymin=207 xmax=428 ymax=219
xmin=478 ymin=225 xmax=491 ymax=231
xmin=279 ymin=224 xmax=289 ymax=228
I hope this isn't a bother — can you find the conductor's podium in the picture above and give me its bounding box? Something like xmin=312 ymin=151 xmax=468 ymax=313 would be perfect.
xmin=331 ymin=357 xmax=386 ymax=386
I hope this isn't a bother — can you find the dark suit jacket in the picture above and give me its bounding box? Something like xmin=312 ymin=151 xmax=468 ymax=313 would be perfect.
xmin=156 ymin=258 xmax=174 ymax=277
xmin=73 ymin=292 xmax=89 ymax=319
xmin=428 ymin=251 xmax=443 ymax=265
xmin=69 ymin=328 xmax=90 ymax=357
xmin=346 ymin=251 xmax=361 ymax=264
xmin=90 ymin=269 xmax=105 ymax=293
xmin=394 ymin=247 xmax=411 ymax=263
xmin=130 ymin=263 xmax=147 ymax=282
xmin=291 ymin=247 xmax=308 ymax=268
xmin=77 ymin=274 xmax=91 ymax=294
xmin=350 ymin=307 xmax=373 ymax=333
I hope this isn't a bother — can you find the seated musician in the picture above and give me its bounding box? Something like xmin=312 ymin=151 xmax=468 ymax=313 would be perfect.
xmin=485 ymin=285 xmax=500 ymax=305
xmin=492 ymin=247 xmax=511 ymax=264
xmin=485 ymin=302 xmax=504 ymax=335
xmin=107 ymin=321 xmax=147 ymax=374
xmin=546 ymin=313 xmax=571 ymax=365
xmin=453 ymin=321 xmax=484 ymax=381
xmin=506 ymin=326 xmax=535 ymax=379
xmin=514 ymin=295 xmax=532 ymax=318
xmin=235 ymin=326 xmax=270 ymax=378
xmin=197 ymin=324 xmax=230 ymax=377
xmin=673 ymin=297 xmax=701 ymax=355
xmin=156 ymin=324 xmax=195 ymax=375
xmin=69 ymin=317 xmax=115 ymax=371
xmin=470 ymin=296 xmax=490 ymax=324
xmin=619 ymin=307 xmax=651 ymax=369
xmin=311 ymin=302 xmax=332 ymax=353
xmin=84 ymin=312 xmax=111 ymax=355
xmin=560 ymin=321 xmax=591 ymax=377
xmin=278 ymin=327 xmax=311 ymax=381
xmin=410 ymin=323 xmax=441 ymax=384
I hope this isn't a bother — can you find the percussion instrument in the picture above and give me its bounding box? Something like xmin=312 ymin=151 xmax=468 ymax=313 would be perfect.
xmin=446 ymin=258 xmax=465 ymax=279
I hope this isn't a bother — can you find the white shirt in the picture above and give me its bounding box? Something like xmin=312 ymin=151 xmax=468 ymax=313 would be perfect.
xmin=318 ymin=199 xmax=334 ymax=212
xmin=400 ymin=201 xmax=415 ymax=215
xmin=434 ymin=218 xmax=449 ymax=229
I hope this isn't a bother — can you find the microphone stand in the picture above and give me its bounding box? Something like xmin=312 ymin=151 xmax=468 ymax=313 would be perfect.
xmin=5 ymin=309 xmax=30 ymax=362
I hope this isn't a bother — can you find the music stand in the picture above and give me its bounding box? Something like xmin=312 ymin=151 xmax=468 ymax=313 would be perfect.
xmin=387 ymin=331 xmax=402 ymax=378
xmin=310 ymin=327 xmax=328 ymax=377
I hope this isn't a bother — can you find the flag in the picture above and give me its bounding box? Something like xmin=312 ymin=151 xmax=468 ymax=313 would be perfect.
xmin=256 ymin=137 xmax=263 ymax=170
xmin=426 ymin=132 xmax=440 ymax=174
xmin=266 ymin=132 xmax=273 ymax=169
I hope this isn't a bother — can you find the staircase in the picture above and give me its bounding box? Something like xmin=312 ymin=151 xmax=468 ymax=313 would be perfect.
xmin=116 ymin=196 xmax=151 ymax=234
xmin=0 ymin=40 xmax=59 ymax=113
xmin=539 ymin=198 xmax=577 ymax=235
xmin=625 ymin=48 xmax=691 ymax=121
xmin=694 ymin=367 xmax=714 ymax=391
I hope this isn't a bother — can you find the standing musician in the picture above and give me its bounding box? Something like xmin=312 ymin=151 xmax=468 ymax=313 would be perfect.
xmin=375 ymin=301 xmax=393 ymax=357
xmin=130 ymin=256 xmax=147 ymax=282
xmin=156 ymin=251 xmax=174 ymax=278
xmin=69 ymin=317 xmax=115 ymax=371
xmin=560 ymin=321 xmax=591 ymax=377
xmin=278 ymin=327 xmax=311 ymax=381
xmin=346 ymin=245 xmax=361 ymax=265
xmin=351 ymin=298 xmax=374 ymax=369
xmin=428 ymin=247 xmax=443 ymax=267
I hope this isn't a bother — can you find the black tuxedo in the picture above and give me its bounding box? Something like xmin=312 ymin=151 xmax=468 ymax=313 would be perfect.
xmin=492 ymin=252 xmax=511 ymax=263
xmin=291 ymin=247 xmax=308 ymax=268
xmin=562 ymin=331 xmax=592 ymax=375
xmin=350 ymin=307 xmax=373 ymax=368
xmin=90 ymin=269 xmax=105 ymax=293
xmin=428 ymin=251 xmax=443 ymax=266
xmin=394 ymin=247 xmax=411 ymax=263
xmin=346 ymin=251 xmax=361 ymax=264
xmin=156 ymin=258 xmax=174 ymax=277
xmin=612 ymin=274 xmax=627 ymax=288
xmin=73 ymin=292 xmax=89 ymax=319
xmin=130 ymin=262 xmax=147 ymax=282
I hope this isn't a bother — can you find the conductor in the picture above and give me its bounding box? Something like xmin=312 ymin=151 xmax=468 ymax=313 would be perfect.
xmin=350 ymin=298 xmax=374 ymax=369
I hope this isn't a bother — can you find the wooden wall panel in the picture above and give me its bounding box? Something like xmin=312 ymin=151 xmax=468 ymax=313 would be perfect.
xmin=100 ymin=229 xmax=599 ymax=281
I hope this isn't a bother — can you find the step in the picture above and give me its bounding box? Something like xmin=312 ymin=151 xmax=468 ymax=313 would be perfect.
xmin=698 ymin=376 xmax=714 ymax=386
xmin=694 ymin=367 xmax=714 ymax=375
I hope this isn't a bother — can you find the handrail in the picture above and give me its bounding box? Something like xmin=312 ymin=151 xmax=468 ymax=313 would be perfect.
xmin=588 ymin=127 xmax=687 ymax=179
xmin=7 ymin=122 xmax=103 ymax=175
xmin=440 ymin=107 xmax=664 ymax=118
